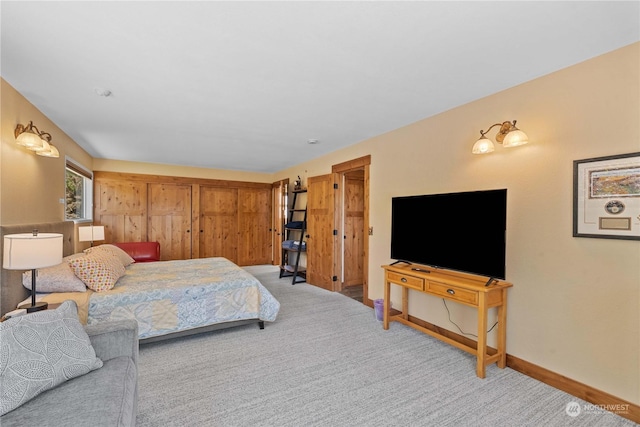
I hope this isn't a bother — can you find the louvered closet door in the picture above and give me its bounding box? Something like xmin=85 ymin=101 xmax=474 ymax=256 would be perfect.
xmin=199 ymin=186 xmax=239 ymax=264
xmin=147 ymin=183 xmax=192 ymax=260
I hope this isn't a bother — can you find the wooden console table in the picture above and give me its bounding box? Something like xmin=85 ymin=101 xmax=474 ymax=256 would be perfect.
xmin=382 ymin=263 xmax=513 ymax=378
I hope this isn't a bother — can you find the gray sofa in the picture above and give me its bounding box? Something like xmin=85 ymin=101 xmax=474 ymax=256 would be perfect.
xmin=1 ymin=319 xmax=139 ymax=427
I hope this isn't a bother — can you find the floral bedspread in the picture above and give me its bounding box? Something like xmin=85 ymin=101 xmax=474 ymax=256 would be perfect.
xmin=87 ymin=257 xmax=280 ymax=339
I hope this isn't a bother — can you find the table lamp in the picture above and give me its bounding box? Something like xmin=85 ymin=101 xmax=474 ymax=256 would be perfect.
xmin=78 ymin=225 xmax=105 ymax=247
xmin=3 ymin=231 xmax=63 ymax=312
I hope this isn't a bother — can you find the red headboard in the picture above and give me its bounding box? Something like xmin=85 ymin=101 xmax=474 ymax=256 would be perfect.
xmin=112 ymin=242 xmax=161 ymax=263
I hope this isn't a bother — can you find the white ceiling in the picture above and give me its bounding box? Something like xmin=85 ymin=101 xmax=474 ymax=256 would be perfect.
xmin=2 ymin=1 xmax=639 ymax=173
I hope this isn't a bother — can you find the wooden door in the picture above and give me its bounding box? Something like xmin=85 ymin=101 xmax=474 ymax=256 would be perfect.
xmin=237 ymin=187 xmax=272 ymax=266
xmin=94 ymin=179 xmax=147 ymax=242
xmin=272 ymin=180 xmax=288 ymax=266
xmin=199 ymin=186 xmax=238 ymax=263
xmin=306 ymin=173 xmax=338 ymax=291
xmin=148 ymin=183 xmax=192 ymax=260
xmin=343 ymin=171 xmax=365 ymax=287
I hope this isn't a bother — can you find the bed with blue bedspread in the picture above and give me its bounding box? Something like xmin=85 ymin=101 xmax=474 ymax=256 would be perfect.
xmin=32 ymin=256 xmax=280 ymax=343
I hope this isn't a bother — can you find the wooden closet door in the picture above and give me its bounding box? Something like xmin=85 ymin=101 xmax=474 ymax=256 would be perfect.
xmin=94 ymin=179 xmax=147 ymax=242
xmin=199 ymin=186 xmax=238 ymax=264
xmin=237 ymin=187 xmax=272 ymax=266
xmin=306 ymin=173 xmax=338 ymax=291
xmin=148 ymin=183 xmax=192 ymax=260
xmin=343 ymin=171 xmax=365 ymax=286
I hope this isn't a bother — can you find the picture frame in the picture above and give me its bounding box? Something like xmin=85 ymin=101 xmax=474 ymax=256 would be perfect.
xmin=573 ymin=152 xmax=640 ymax=240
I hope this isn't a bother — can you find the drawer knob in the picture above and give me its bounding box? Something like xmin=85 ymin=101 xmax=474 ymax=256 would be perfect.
xmin=447 ymin=289 xmax=455 ymax=295
xmin=401 ymin=278 xmax=407 ymax=283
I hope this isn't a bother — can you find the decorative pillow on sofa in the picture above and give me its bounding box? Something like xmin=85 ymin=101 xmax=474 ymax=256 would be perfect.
xmin=0 ymin=300 xmax=103 ymax=416
xmin=84 ymin=244 xmax=135 ymax=267
xmin=22 ymin=255 xmax=87 ymax=293
xmin=68 ymin=250 xmax=126 ymax=292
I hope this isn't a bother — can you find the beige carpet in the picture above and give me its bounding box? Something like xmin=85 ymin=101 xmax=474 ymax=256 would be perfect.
xmin=135 ymin=265 xmax=635 ymax=426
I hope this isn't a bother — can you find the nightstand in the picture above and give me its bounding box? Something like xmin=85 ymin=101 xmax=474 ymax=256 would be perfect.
xmin=1 ymin=302 xmax=62 ymax=322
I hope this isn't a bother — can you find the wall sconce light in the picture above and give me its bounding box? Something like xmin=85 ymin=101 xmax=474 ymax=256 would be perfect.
xmin=14 ymin=121 xmax=59 ymax=158
xmin=472 ymin=120 xmax=529 ymax=154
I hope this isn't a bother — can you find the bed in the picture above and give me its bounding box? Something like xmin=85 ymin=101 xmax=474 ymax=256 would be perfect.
xmin=0 ymin=222 xmax=280 ymax=343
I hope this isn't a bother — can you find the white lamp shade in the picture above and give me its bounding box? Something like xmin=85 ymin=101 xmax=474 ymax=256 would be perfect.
xmin=472 ymin=137 xmax=495 ymax=154
xmin=502 ymin=129 xmax=529 ymax=148
xmin=3 ymin=233 xmax=63 ymax=270
xmin=78 ymin=226 xmax=105 ymax=242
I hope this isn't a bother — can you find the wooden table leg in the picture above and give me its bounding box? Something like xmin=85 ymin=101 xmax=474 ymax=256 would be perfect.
xmin=402 ymin=287 xmax=409 ymax=320
xmin=476 ymin=292 xmax=488 ymax=379
xmin=497 ymin=288 xmax=508 ymax=368
xmin=383 ymin=279 xmax=390 ymax=330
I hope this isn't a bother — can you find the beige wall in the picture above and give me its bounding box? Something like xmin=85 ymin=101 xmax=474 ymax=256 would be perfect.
xmin=93 ymin=158 xmax=273 ymax=183
xmin=2 ymin=43 xmax=638 ymax=405
xmin=1 ymin=79 xmax=93 ymax=225
xmin=275 ymin=43 xmax=640 ymax=404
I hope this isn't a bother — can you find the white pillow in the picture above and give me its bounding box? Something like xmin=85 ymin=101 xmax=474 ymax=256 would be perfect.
xmin=22 ymin=255 xmax=87 ymax=293
xmin=0 ymin=300 xmax=103 ymax=416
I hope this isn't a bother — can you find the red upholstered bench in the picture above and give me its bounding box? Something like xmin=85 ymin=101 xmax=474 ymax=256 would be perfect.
xmin=112 ymin=242 xmax=160 ymax=262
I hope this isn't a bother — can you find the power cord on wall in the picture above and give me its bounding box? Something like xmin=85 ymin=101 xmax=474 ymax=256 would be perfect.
xmin=441 ymin=299 xmax=497 ymax=338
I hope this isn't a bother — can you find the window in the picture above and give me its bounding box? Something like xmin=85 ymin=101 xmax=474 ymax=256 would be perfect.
xmin=65 ymin=160 xmax=93 ymax=221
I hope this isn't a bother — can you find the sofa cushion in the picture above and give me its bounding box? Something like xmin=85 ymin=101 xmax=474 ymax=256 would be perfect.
xmin=68 ymin=250 xmax=126 ymax=292
xmin=0 ymin=301 xmax=103 ymax=416
xmin=0 ymin=356 xmax=136 ymax=427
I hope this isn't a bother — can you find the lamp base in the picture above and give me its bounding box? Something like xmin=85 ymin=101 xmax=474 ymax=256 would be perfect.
xmin=18 ymin=301 xmax=48 ymax=313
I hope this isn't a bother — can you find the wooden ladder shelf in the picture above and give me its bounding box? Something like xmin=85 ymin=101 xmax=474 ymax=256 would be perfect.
xmin=279 ymin=189 xmax=307 ymax=284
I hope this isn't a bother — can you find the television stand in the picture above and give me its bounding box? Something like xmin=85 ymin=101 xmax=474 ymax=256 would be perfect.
xmin=382 ymin=263 xmax=513 ymax=378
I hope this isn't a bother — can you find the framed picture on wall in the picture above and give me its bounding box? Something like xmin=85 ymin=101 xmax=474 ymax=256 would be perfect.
xmin=573 ymin=152 xmax=640 ymax=240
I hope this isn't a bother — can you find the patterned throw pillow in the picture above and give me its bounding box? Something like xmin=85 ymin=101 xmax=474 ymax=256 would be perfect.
xmin=68 ymin=250 xmax=126 ymax=292
xmin=84 ymin=244 xmax=135 ymax=267
xmin=22 ymin=255 xmax=87 ymax=293
xmin=0 ymin=300 xmax=103 ymax=416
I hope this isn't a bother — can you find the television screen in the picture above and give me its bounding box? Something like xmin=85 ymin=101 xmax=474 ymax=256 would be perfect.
xmin=391 ymin=189 xmax=507 ymax=279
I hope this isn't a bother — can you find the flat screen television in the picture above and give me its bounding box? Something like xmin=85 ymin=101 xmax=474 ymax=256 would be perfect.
xmin=391 ymin=189 xmax=507 ymax=280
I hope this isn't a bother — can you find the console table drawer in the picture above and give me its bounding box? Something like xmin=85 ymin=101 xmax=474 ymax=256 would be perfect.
xmin=387 ymin=271 xmax=424 ymax=291
xmin=427 ymin=281 xmax=478 ymax=305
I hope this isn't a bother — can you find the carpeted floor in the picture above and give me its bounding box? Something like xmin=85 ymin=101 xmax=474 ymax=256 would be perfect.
xmin=136 ymin=265 xmax=636 ymax=426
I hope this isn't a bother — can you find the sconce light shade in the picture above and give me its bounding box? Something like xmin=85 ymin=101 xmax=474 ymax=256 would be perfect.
xmin=36 ymin=136 xmax=60 ymax=158
xmin=502 ymin=127 xmax=529 ymax=148
xmin=473 ymin=120 xmax=528 ymax=154
xmin=79 ymin=225 xmax=105 ymax=245
xmin=472 ymin=136 xmax=495 ymax=154
xmin=15 ymin=126 xmax=45 ymax=151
